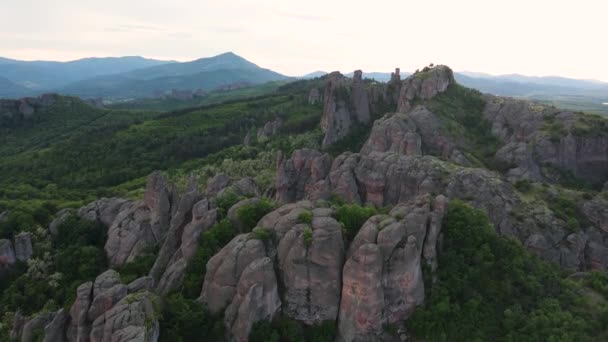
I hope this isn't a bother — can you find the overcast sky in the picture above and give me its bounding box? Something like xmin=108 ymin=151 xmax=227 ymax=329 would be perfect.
xmin=1 ymin=0 xmax=607 ymax=81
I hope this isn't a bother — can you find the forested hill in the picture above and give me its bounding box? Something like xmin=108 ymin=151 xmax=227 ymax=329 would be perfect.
xmin=1 ymin=65 xmax=607 ymax=342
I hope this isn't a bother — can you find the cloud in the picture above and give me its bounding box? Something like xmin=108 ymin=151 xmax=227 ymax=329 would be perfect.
xmin=204 ymin=26 xmax=245 ymax=34
xmin=276 ymin=11 xmax=330 ymax=22
xmin=105 ymin=23 xmax=167 ymax=33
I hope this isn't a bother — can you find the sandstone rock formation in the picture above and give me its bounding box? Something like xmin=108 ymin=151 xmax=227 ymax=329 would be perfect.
xmin=308 ymin=88 xmax=321 ymax=105
xmin=257 ymin=118 xmax=283 ymax=142
xmin=14 ymin=232 xmax=33 ymax=262
xmin=67 ymin=271 xmax=159 ymax=342
xmin=483 ymin=95 xmax=608 ymax=185
xmin=0 ymin=239 xmax=16 ymax=270
xmin=338 ymin=195 xmax=446 ymax=341
xmin=199 ymin=234 xmax=280 ymax=341
xmin=321 ymin=71 xmax=372 ymax=146
xmin=105 ymin=172 xmax=175 ymax=267
xmin=396 ymin=65 xmax=455 ymax=113
xmin=275 ymin=147 xmax=607 ymax=271
xmin=275 ymin=149 xmax=332 ymax=203
xmin=0 ymin=93 xmax=59 ymax=128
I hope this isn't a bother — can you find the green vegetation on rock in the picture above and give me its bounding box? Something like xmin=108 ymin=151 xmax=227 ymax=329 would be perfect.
xmin=408 ymin=200 xmax=608 ymax=341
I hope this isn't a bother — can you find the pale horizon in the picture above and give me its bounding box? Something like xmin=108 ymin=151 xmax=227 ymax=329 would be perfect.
xmin=2 ymin=0 xmax=607 ymax=82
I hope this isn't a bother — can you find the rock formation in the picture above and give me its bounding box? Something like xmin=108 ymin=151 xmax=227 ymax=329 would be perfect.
xmin=0 ymin=239 xmax=16 ymax=270
xmin=67 ymin=271 xmax=159 ymax=342
xmin=396 ymin=65 xmax=455 ymax=113
xmin=321 ymin=71 xmax=372 ymax=146
xmin=257 ymin=118 xmax=283 ymax=142
xmin=275 ymin=149 xmax=332 ymax=203
xmin=0 ymin=94 xmax=63 ymax=128
xmin=308 ymin=88 xmax=321 ymax=105
xmin=338 ymin=195 xmax=446 ymax=341
xmin=14 ymin=232 xmax=33 ymax=262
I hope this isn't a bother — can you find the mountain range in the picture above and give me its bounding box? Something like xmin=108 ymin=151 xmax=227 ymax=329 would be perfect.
xmin=1 ymin=52 xmax=607 ymax=114
xmin=0 ymin=52 xmax=288 ymax=100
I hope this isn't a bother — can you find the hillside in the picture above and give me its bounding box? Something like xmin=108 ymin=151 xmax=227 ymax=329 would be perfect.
xmin=0 ymin=76 xmax=31 ymax=98
xmin=1 ymin=65 xmax=607 ymax=342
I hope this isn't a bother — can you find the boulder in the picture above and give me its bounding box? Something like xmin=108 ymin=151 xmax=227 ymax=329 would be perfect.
xmin=43 ymin=309 xmax=68 ymax=342
xmin=127 ymin=276 xmax=154 ymax=293
xmin=206 ymin=173 xmax=231 ymax=196
xmin=155 ymin=198 xmax=218 ymax=295
xmin=21 ymin=312 xmax=55 ymax=342
xmin=67 ymin=281 xmax=93 ymax=342
xmin=308 ymin=88 xmax=321 ymax=105
xmin=276 ymin=149 xmax=332 ymax=203
xmin=89 ymin=291 xmax=160 ymax=342
xmin=224 ymin=257 xmax=281 ymax=342
xmin=257 ymin=118 xmax=283 ymax=142
xmin=14 ymin=232 xmax=33 ymax=262
xmin=77 ymin=197 xmax=129 ymax=227
xmin=0 ymin=239 xmax=16 ymax=269
xmin=199 ymin=235 xmax=268 ymax=314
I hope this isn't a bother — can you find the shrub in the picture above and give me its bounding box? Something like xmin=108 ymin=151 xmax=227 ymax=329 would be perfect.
xmin=297 ymin=211 xmax=313 ymax=224
xmin=182 ymin=219 xmax=236 ymax=298
xmin=159 ymin=293 xmax=224 ymax=342
xmin=251 ymin=227 xmax=273 ymax=241
xmin=408 ymin=200 xmax=595 ymax=341
xmin=237 ymin=199 xmax=276 ymax=232
xmin=215 ymin=191 xmax=243 ymax=219
xmin=334 ymin=204 xmax=377 ymax=241
xmin=514 ymin=179 xmax=532 ymax=192
xmin=303 ymin=227 xmax=313 ymax=247
xmin=116 ymin=248 xmax=158 ymax=284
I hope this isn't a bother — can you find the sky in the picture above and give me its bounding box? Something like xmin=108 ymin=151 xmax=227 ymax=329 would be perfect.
xmin=1 ymin=0 xmax=607 ymax=81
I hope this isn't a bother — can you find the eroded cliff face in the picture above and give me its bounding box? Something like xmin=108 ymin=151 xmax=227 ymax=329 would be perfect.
xmin=483 ymin=95 xmax=608 ymax=185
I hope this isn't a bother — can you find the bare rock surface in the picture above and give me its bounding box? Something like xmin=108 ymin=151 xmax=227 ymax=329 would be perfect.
xmin=338 ymin=195 xmax=445 ymax=341
xmin=396 ymin=65 xmax=455 ymax=113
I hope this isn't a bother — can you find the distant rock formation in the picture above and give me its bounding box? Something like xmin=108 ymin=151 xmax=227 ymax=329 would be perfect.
xmin=308 ymin=88 xmax=321 ymax=105
xmin=0 ymin=93 xmax=59 ymax=127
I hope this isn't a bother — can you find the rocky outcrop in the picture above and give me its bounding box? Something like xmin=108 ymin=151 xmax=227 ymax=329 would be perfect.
xmin=257 ymin=118 xmax=283 ymax=142
xmin=275 ymin=147 xmax=608 ymax=271
xmin=338 ymin=195 xmax=446 ymax=341
xmin=43 ymin=309 xmax=68 ymax=342
xmin=223 ymin=257 xmax=281 ymax=342
xmin=154 ymin=197 xmax=218 ymax=295
xmin=396 ymin=65 xmax=455 ymax=113
xmin=105 ymin=172 xmax=175 ymax=268
xmin=276 ymin=149 xmax=332 ymax=203
xmin=321 ymin=71 xmax=372 ymax=146
xmin=266 ymin=203 xmax=344 ymax=323
xmin=199 ymin=233 xmax=280 ymax=341
xmin=0 ymin=93 xmax=59 ymax=128
xmin=0 ymin=239 xmax=16 ymax=270
xmin=20 ymin=312 xmax=56 ymax=342
xmin=67 ymin=270 xmax=159 ymax=342
xmin=78 ymin=198 xmax=130 ymax=227
xmin=483 ymin=96 xmax=608 ymax=185
xmin=308 ymin=88 xmax=321 ymax=105
xmin=89 ymin=291 xmax=159 ymax=342
xmin=14 ymin=232 xmax=33 ymax=262
xmin=206 ymin=173 xmax=231 ymax=196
